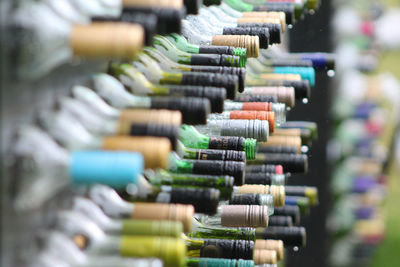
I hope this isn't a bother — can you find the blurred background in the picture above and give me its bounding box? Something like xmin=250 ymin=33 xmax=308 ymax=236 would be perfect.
xmin=287 ymin=0 xmax=400 ymax=266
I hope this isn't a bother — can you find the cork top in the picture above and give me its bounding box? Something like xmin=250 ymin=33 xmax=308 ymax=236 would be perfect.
xmin=261 ymin=135 xmax=302 ymax=153
xmin=212 ymin=35 xmax=259 ymax=58
xmin=255 ymin=239 xmax=284 ymax=260
xmin=70 ymin=23 xmax=144 ymax=59
xmin=118 ymin=109 xmax=182 ymax=128
xmin=220 ymin=205 xmax=269 ymax=228
xmin=269 ymin=185 xmax=285 ymax=207
xmin=236 ymin=185 xmax=285 ymax=207
xmin=259 ymin=73 xmax=302 ymax=81
xmin=122 ymin=0 xmax=183 ymax=9
xmin=247 ymin=86 xmax=295 ymax=109
xmin=102 ymin=136 xmax=172 ymax=169
xmin=241 ymin=12 xmax=286 ymax=32
xmin=131 ymin=203 xmax=194 ymax=232
xmin=253 ymin=249 xmax=278 ymax=265
xmin=273 ymin=128 xmax=302 ymax=137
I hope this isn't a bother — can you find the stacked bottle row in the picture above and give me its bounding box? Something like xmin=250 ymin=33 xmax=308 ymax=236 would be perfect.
xmin=327 ymin=2 xmax=400 ymax=266
xmin=9 ymin=0 xmax=329 ymax=266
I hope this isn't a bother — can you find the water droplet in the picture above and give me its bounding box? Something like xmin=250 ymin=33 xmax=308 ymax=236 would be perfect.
xmin=293 ymin=246 xmax=299 ymax=252
xmin=301 ymin=146 xmax=309 ymax=153
xmin=302 ymin=98 xmax=309 ymax=104
xmin=327 ymin=70 xmax=336 ymax=77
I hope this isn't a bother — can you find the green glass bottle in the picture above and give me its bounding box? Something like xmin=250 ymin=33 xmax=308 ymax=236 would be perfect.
xmin=145 ymin=169 xmax=235 ymax=199
xmin=132 ymin=53 xmax=239 ymax=100
xmin=180 ymin=125 xmax=257 ymax=160
xmin=188 ymin=219 xmax=256 ymax=241
xmin=176 ymin=140 xmax=246 ymax=162
xmin=184 ymin=237 xmax=254 ymax=260
xmin=167 ymin=152 xmax=245 ymax=185
xmin=152 ymin=35 xmax=241 ymax=67
xmin=166 ymin=33 xmax=247 ymax=66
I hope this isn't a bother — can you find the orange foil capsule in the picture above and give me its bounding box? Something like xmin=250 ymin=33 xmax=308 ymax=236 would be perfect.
xmin=230 ymin=111 xmax=275 ymax=133
xmin=241 ymin=102 xmax=272 ymax=112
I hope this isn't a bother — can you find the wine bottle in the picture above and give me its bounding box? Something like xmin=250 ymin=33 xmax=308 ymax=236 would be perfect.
xmin=92 ymin=73 xmax=211 ymax=124
xmin=152 ymin=35 xmax=242 ymax=67
xmin=166 ymin=33 xmax=247 ymax=65
xmin=12 ymin=2 xmax=144 ymax=79
xmin=244 ymin=172 xmax=285 ymax=185
xmin=279 ymin=121 xmax=318 ymax=140
xmin=123 ymin=185 xmax=221 ymax=214
xmin=229 ymin=194 xmax=275 ymax=209
xmin=185 ymin=13 xmax=271 ymax=48
xmin=268 ymin=215 xmax=293 ymax=226
xmin=122 ymin=0 xmax=186 ymax=34
xmin=258 ymin=135 xmax=302 ymax=153
xmin=189 ymin=219 xmax=256 ymax=241
xmin=285 ymin=185 xmax=318 ymax=205
xmin=89 ymin=185 xmax=195 ymax=232
xmin=245 ymin=164 xmax=283 ymax=175
xmin=273 ymin=206 xmax=301 ymax=226
xmin=196 ymin=119 xmax=269 ymax=141
xmin=185 ymin=237 xmax=254 ymax=260
xmin=197 ymin=204 xmax=269 ymax=228
xmin=31 ymin=231 xmax=164 ymax=267
xmin=257 ymin=145 xmax=300 ymax=154
xmin=59 ymin=95 xmax=180 ymax=149
xmin=239 ymin=87 xmax=295 ymax=109
xmin=221 ymin=0 xmax=295 ymax=24
xmin=186 ymin=237 xmax=277 ymax=264
xmin=246 ymin=60 xmax=316 ymax=86
xmin=58 ymin=212 xmax=186 ymax=267
xmin=72 ymin=197 xmax=183 ymax=237
xmin=249 ymin=153 xmax=308 ymax=173
xmin=179 ymin=125 xmax=257 ymax=160
xmin=133 ymin=53 xmax=240 ymax=100
xmin=144 ymin=45 xmax=246 ymax=93
xmin=255 ymin=226 xmax=307 ymax=247
xmin=181 ymin=20 xmax=260 ymax=57
xmin=176 ymin=140 xmax=246 ymax=162
xmin=145 ymin=169 xmax=235 ymax=199
xmin=208 ymin=111 xmax=276 ymax=132
xmin=261 ymin=50 xmax=335 ymax=70
xmin=202 ymin=5 xmax=286 ymax=27
xmin=224 ymin=101 xmax=286 ymax=120
xmin=15 ymin=126 xmax=143 ymax=189
xmin=233 ymin=185 xmax=285 ymax=207
xmin=255 ymin=56 xmax=314 ymax=68
xmin=72 ymin=85 xmax=183 ymax=126
xmin=40 ymin=108 xmax=173 ymax=169
xmin=254 ymin=239 xmax=284 ymax=261
xmin=284 ymin=196 xmax=310 ymax=214
xmin=112 ymin=64 xmax=227 ymax=113
xmin=168 ymin=152 xmax=245 ymax=185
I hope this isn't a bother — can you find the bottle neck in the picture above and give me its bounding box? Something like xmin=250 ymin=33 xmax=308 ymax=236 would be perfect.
xmin=223 ymin=0 xmax=253 ymax=12
xmin=153 ymin=36 xmax=193 ymax=65
xmin=167 ymin=33 xmax=200 ymax=54
xmin=179 ymin=125 xmax=210 ymax=149
xmin=167 ymin=152 xmax=195 ymax=173
xmin=190 ymin=219 xmax=256 ymax=241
